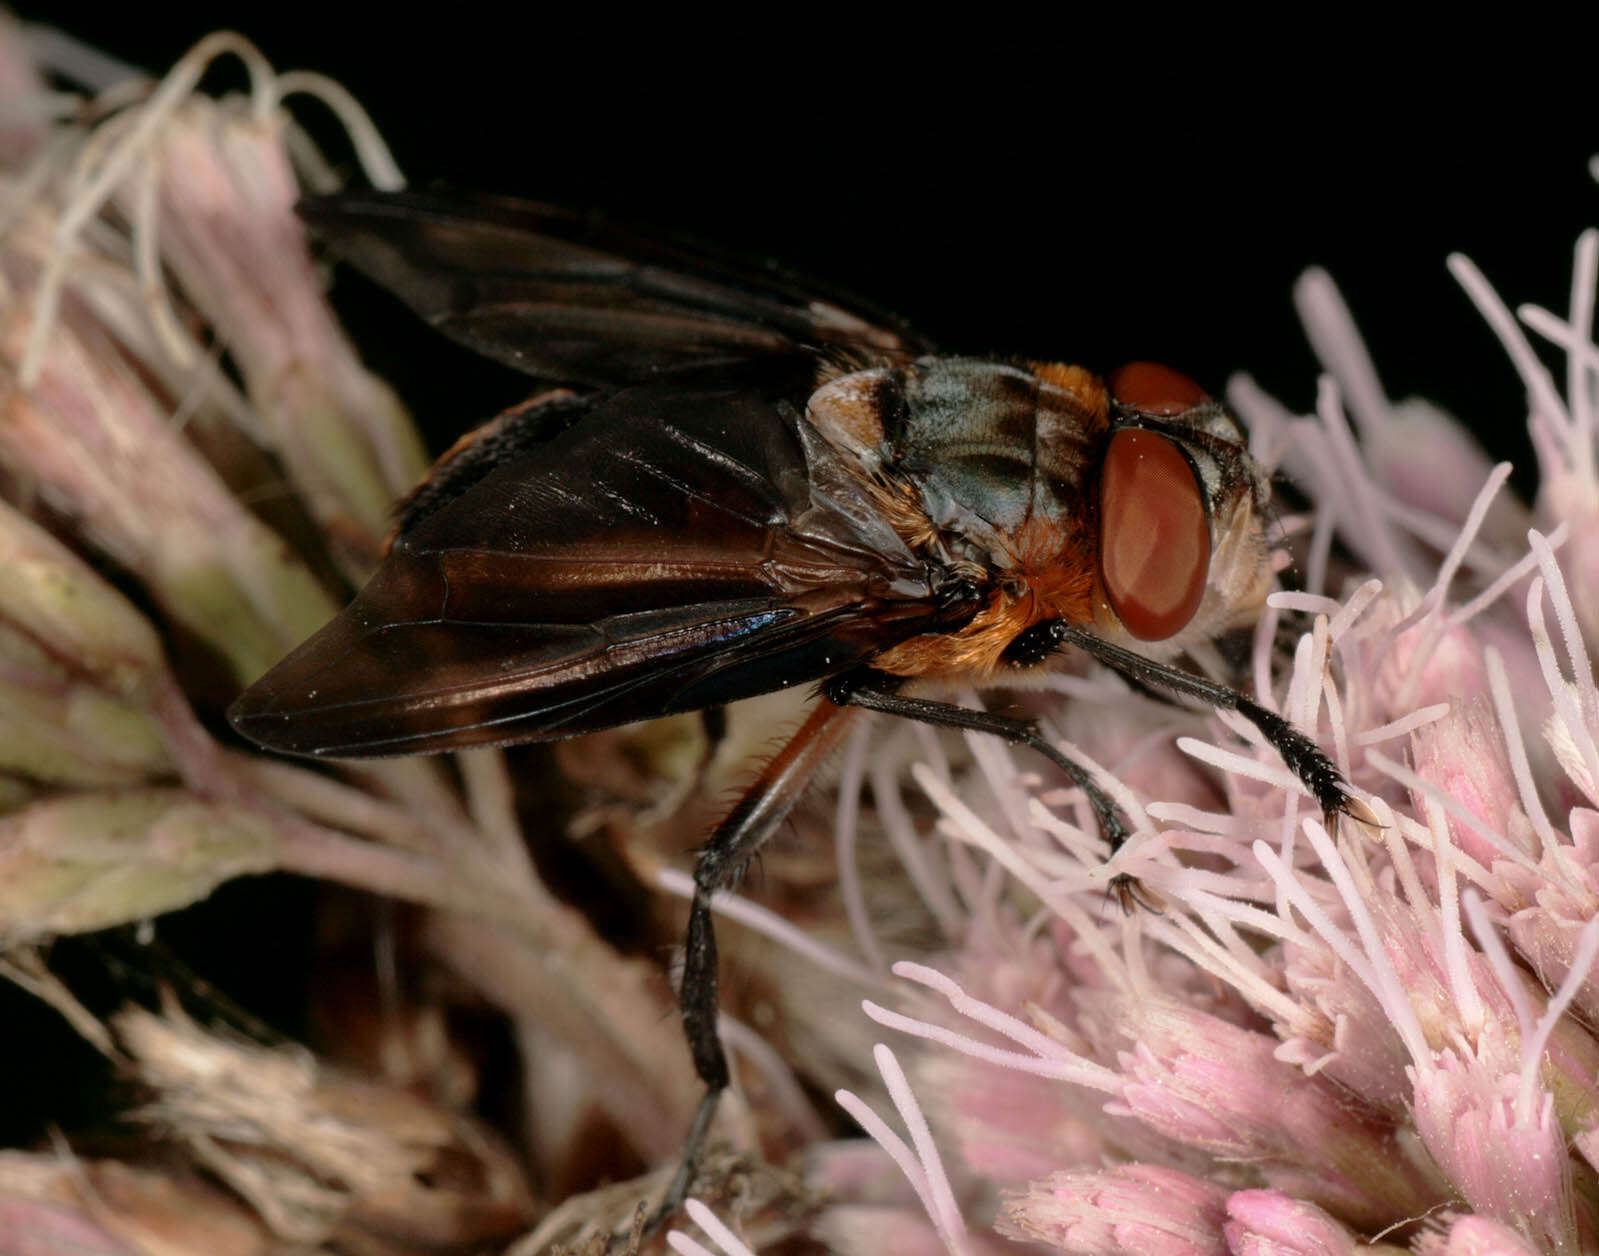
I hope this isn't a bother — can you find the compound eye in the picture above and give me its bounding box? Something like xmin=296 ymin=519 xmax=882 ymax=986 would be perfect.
xmin=1098 ymin=428 xmax=1210 ymax=641
xmin=1108 ymin=362 xmax=1207 ymax=416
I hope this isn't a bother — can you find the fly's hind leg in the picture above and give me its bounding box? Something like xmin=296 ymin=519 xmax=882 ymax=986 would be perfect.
xmin=654 ymin=698 xmax=863 ymax=1227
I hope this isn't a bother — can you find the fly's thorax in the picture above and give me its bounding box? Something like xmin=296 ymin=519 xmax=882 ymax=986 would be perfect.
xmin=806 ymin=357 xmax=1107 ymax=579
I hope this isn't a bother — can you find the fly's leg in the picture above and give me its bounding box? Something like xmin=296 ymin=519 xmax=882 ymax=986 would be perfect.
xmin=700 ymin=705 xmax=728 ymax=754
xmin=691 ymin=704 xmax=728 ymax=789
xmin=830 ymin=622 xmax=1364 ymax=910
xmin=653 ymin=699 xmax=862 ymax=1228
xmin=824 ymin=668 xmax=1146 ymax=906
xmin=1001 ymin=618 xmax=1367 ymax=841
xmin=1014 ymin=619 xmax=1360 ymax=821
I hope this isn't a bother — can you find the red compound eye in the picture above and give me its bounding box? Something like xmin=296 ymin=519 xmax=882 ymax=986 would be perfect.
xmin=1098 ymin=428 xmax=1210 ymax=641
xmin=1107 ymin=362 xmax=1207 ymax=416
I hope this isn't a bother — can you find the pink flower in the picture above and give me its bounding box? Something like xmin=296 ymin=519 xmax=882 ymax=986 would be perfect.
xmin=1222 ymin=1190 xmax=1369 ymax=1256
xmin=998 ymin=1162 xmax=1230 ymax=1256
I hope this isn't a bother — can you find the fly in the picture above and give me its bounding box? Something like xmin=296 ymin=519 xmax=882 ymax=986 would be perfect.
xmin=227 ymin=190 xmax=1363 ymax=1222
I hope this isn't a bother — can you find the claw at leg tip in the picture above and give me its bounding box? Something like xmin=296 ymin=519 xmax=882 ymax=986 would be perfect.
xmin=1334 ymin=793 xmax=1385 ymax=832
xmin=1109 ymin=872 xmax=1167 ymax=915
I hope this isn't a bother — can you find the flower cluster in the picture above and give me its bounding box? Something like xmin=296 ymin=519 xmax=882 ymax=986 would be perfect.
xmin=0 ymin=24 xmax=664 ymax=1254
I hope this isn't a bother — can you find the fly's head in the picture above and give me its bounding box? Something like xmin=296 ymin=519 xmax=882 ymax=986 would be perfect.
xmin=1089 ymin=362 xmax=1274 ymax=659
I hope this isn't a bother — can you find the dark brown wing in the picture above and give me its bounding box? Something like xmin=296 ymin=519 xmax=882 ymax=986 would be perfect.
xmin=228 ymin=367 xmax=968 ymax=757
xmin=297 ymin=191 xmax=934 ymax=387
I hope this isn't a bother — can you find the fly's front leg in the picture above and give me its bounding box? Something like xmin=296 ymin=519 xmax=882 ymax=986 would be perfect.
xmin=1028 ymin=619 xmax=1362 ymax=823
xmin=655 ymin=698 xmax=862 ymax=1227
xmin=1004 ymin=619 xmax=1371 ymax=842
